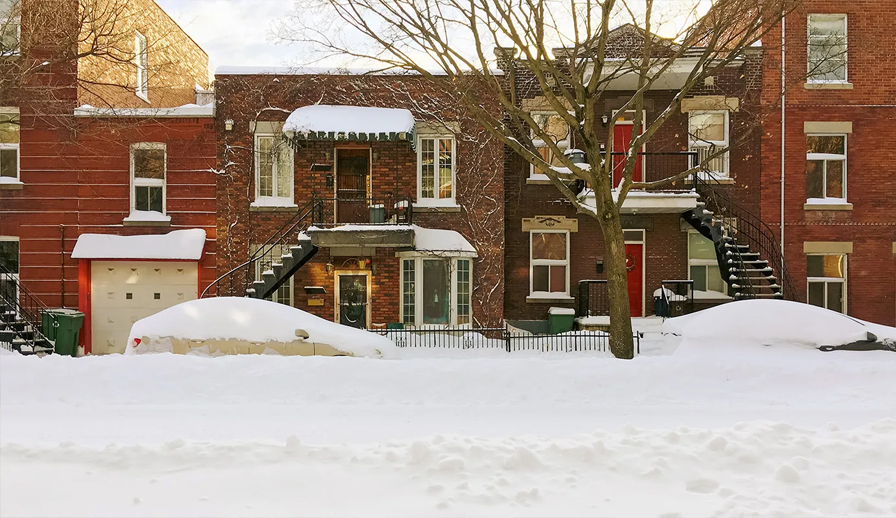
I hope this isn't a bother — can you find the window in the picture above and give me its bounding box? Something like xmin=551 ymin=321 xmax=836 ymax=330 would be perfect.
xmin=806 ymin=134 xmax=846 ymax=200
xmin=400 ymin=257 xmax=472 ymax=326
xmin=689 ymin=111 xmax=729 ymax=176
xmin=253 ymin=244 xmax=293 ymax=306
xmin=417 ymin=136 xmax=455 ymax=204
xmin=134 ymin=32 xmax=148 ymax=100
xmin=688 ymin=232 xmax=727 ymax=295
xmin=530 ymin=112 xmax=570 ymax=176
xmin=808 ymin=15 xmax=847 ymax=83
xmin=254 ymin=134 xmax=294 ymax=204
xmin=530 ymin=231 xmax=569 ymax=296
xmin=0 ymin=237 xmax=18 ymax=308
xmin=0 ymin=111 xmax=19 ymax=181
xmin=1 ymin=15 xmax=20 ymax=55
xmin=807 ymin=254 xmax=846 ymax=313
xmin=130 ymin=143 xmax=165 ymax=214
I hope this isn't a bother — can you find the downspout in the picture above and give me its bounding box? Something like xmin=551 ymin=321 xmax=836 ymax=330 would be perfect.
xmin=780 ymin=11 xmax=786 ymax=273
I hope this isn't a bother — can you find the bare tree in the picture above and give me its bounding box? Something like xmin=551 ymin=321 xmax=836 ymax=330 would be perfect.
xmin=276 ymin=0 xmax=806 ymax=358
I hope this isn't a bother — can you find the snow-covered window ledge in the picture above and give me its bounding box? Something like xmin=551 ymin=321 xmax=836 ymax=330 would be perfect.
xmin=526 ymin=173 xmax=553 ymax=185
xmin=0 ymin=178 xmax=24 ymax=190
xmin=250 ymin=198 xmax=298 ymax=212
xmin=413 ymin=202 xmax=462 ymax=213
xmin=526 ymin=295 xmax=575 ymax=304
xmin=123 ymin=210 xmax=171 ymax=227
xmin=803 ymin=198 xmax=853 ymax=211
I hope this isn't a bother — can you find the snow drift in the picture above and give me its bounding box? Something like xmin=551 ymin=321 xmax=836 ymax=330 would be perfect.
xmin=664 ymin=299 xmax=883 ymax=352
xmin=126 ymin=297 xmax=396 ymax=358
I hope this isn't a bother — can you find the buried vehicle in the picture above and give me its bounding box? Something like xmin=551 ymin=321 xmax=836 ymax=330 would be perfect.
xmin=126 ymin=297 xmax=396 ymax=358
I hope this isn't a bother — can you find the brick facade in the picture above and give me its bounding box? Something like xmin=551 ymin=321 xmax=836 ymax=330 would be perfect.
xmin=761 ymin=1 xmax=896 ymax=325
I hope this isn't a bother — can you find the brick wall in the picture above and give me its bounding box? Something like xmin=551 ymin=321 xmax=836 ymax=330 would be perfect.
xmin=761 ymin=1 xmax=896 ymax=325
xmin=214 ymin=73 xmax=506 ymax=327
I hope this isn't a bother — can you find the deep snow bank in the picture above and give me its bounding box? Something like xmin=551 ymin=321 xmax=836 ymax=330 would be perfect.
xmin=127 ymin=297 xmax=396 ymax=358
xmin=664 ymin=299 xmax=885 ymax=352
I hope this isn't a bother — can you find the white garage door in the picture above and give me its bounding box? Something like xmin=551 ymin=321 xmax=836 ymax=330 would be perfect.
xmin=91 ymin=261 xmax=198 ymax=355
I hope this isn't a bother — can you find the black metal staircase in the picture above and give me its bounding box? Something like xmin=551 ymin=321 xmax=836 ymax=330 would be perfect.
xmin=683 ymin=174 xmax=796 ymax=301
xmin=0 ymin=264 xmax=56 ymax=355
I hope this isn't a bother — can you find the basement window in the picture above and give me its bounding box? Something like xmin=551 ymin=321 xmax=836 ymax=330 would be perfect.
xmin=688 ymin=232 xmax=727 ymax=296
xmin=807 ymin=254 xmax=846 ymax=313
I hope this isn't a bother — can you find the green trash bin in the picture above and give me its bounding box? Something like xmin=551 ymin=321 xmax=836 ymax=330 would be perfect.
xmin=548 ymin=307 xmax=575 ymax=334
xmin=42 ymin=309 xmax=85 ymax=357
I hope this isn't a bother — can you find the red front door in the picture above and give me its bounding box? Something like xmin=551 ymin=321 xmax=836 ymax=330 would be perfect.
xmin=612 ymin=124 xmax=643 ymax=187
xmin=625 ymin=243 xmax=643 ymax=317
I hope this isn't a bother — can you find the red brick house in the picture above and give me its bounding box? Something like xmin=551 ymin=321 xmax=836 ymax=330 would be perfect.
xmin=761 ymin=1 xmax=896 ymax=325
xmin=209 ymin=70 xmax=505 ymax=328
xmin=0 ymin=0 xmax=216 ymax=354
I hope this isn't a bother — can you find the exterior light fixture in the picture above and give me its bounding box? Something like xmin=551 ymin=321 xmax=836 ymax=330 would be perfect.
xmin=325 ymin=262 xmax=334 ymax=275
xmin=601 ymin=114 xmax=609 ymax=125
xmin=224 ymin=119 xmax=234 ymax=131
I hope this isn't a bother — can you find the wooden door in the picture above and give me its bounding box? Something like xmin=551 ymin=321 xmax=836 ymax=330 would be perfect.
xmin=336 ymin=149 xmax=369 ymax=224
xmin=625 ymin=244 xmax=643 ymax=317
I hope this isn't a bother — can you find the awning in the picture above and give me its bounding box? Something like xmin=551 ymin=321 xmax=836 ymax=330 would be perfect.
xmin=411 ymin=225 xmax=477 ymax=257
xmin=71 ymin=229 xmax=207 ymax=260
xmin=282 ymin=105 xmax=416 ymax=147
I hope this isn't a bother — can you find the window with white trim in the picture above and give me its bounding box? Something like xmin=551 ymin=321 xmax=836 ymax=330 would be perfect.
xmin=530 ymin=230 xmax=569 ymax=296
xmin=417 ymin=135 xmax=455 ymax=204
xmin=0 ymin=111 xmax=19 ymax=181
xmin=400 ymin=257 xmax=472 ymax=326
xmin=806 ymin=134 xmax=846 ymax=200
xmin=253 ymin=244 xmax=293 ymax=306
xmin=530 ymin=112 xmax=570 ymax=176
xmin=254 ymin=134 xmax=294 ymax=205
xmin=0 ymin=237 xmax=19 ymax=308
xmin=808 ymin=14 xmax=847 ymax=83
xmin=130 ymin=143 xmax=165 ymax=214
xmin=134 ymin=31 xmax=148 ymax=101
xmin=689 ymin=111 xmax=729 ymax=176
xmin=807 ymin=254 xmax=846 ymax=313
xmin=688 ymin=232 xmax=727 ymax=295
xmin=0 ymin=14 xmax=20 ymax=55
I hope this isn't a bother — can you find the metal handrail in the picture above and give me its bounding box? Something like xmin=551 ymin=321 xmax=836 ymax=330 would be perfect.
xmin=0 ymin=263 xmax=57 ymax=346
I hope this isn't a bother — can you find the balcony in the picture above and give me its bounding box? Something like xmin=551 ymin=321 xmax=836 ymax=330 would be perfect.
xmin=307 ymin=195 xmax=415 ymax=249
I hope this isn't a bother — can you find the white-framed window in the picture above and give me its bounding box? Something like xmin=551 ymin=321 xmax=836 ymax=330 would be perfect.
xmin=252 ymin=244 xmax=294 ymax=306
xmin=0 ymin=110 xmax=19 ymax=181
xmin=689 ymin=111 xmax=729 ymax=176
xmin=134 ymin=31 xmax=148 ymax=101
xmin=130 ymin=143 xmax=165 ymax=214
xmin=400 ymin=256 xmax=472 ymax=326
xmin=530 ymin=230 xmax=569 ymax=296
xmin=806 ymin=134 xmax=846 ymax=200
xmin=254 ymin=133 xmax=294 ymax=205
xmin=530 ymin=112 xmax=570 ymax=177
xmin=808 ymin=14 xmax=847 ymax=83
xmin=807 ymin=253 xmax=846 ymax=313
xmin=417 ymin=135 xmax=455 ymax=205
xmin=0 ymin=236 xmax=19 ymax=308
xmin=1 ymin=14 xmax=20 ymax=55
xmin=688 ymin=231 xmax=727 ymax=295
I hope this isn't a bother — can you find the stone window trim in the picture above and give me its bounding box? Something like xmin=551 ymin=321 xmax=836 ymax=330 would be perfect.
xmin=127 ymin=142 xmax=168 ymax=225
xmin=416 ymin=133 xmax=457 ymax=207
xmin=0 ymin=108 xmax=21 ymax=188
xmin=398 ymin=254 xmax=473 ymax=327
xmin=134 ymin=31 xmax=149 ymax=102
xmin=252 ymin=129 xmax=295 ymax=207
xmin=892 ymin=242 xmax=896 ymax=256
xmin=804 ymin=122 xmax=852 ymax=134
xmin=529 ymin=229 xmax=570 ymax=298
xmin=803 ymin=242 xmax=853 ymax=254
xmin=680 ymin=96 xmax=740 ymax=113
xmin=807 ymin=13 xmax=848 ymax=85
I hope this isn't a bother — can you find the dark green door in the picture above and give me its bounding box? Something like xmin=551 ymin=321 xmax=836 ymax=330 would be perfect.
xmin=338 ymin=274 xmax=368 ymax=328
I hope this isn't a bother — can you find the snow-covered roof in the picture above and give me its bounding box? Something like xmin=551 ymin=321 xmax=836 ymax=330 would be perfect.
xmin=411 ymin=225 xmax=477 ymax=256
xmin=71 ymin=229 xmax=207 ymax=260
xmin=73 ymin=104 xmax=215 ymax=118
xmin=283 ymin=105 xmax=416 ymax=144
xmin=215 ymin=65 xmax=504 ymax=76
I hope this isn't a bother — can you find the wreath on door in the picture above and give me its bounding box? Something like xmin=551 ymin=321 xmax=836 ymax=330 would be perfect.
xmin=625 ymin=254 xmax=637 ymax=271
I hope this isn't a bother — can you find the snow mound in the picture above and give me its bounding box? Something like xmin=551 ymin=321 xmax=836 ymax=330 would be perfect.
xmin=664 ymin=299 xmax=880 ymax=351
xmin=127 ymin=297 xmax=396 ymax=358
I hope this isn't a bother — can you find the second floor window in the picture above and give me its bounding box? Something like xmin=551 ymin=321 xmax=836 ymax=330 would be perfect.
xmin=808 ymin=14 xmax=847 ymax=83
xmin=135 ymin=32 xmax=148 ymax=100
xmin=806 ymin=134 xmax=846 ymax=200
xmin=131 ymin=143 xmax=166 ymax=214
xmin=254 ymin=134 xmax=294 ymax=204
xmin=418 ymin=136 xmax=454 ymax=203
xmin=530 ymin=112 xmax=570 ymax=176
xmin=1 ymin=15 xmax=20 ymax=55
xmin=689 ymin=111 xmax=729 ymax=176
xmin=0 ymin=112 xmax=19 ymax=181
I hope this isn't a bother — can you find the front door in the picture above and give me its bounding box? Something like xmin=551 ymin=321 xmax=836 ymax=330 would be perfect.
xmin=625 ymin=243 xmax=643 ymax=317
xmin=336 ymin=149 xmax=369 ymax=223
xmin=337 ymin=273 xmax=369 ymax=328
xmin=612 ymin=119 xmax=643 ymax=187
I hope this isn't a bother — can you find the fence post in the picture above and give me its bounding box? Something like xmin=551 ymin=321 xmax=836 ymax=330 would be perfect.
xmin=503 ymin=325 xmax=511 ymax=353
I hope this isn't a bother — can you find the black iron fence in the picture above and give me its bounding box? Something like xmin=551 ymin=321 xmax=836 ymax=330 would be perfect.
xmin=577 ymin=280 xmax=609 ymax=317
xmin=311 ymin=194 xmax=413 ymax=227
xmin=377 ymin=326 xmax=640 ymax=354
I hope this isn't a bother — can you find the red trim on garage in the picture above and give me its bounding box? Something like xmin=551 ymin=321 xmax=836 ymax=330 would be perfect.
xmin=78 ymin=259 xmax=92 ymax=355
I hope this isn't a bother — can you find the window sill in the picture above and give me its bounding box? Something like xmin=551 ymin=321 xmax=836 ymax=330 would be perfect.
xmin=413 ymin=203 xmax=462 ymax=213
xmin=526 ymin=295 xmax=575 ymax=304
xmin=0 ymin=180 xmax=24 ymax=190
xmin=250 ymin=201 xmax=298 ymax=212
xmin=526 ymin=177 xmax=554 ymax=185
xmin=803 ymin=202 xmax=853 ymax=211
xmin=804 ymin=82 xmax=853 ymax=90
xmin=123 ymin=217 xmax=171 ymax=227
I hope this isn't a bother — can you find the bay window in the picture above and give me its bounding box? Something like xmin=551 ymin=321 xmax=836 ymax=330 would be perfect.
xmin=400 ymin=257 xmax=473 ymax=326
xmin=530 ymin=230 xmax=569 ymax=296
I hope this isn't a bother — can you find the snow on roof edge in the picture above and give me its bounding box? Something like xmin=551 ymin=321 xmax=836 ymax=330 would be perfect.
xmin=283 ymin=105 xmax=416 ymax=137
xmin=215 ymin=65 xmax=504 ymax=77
xmin=411 ymin=225 xmax=477 ymax=255
xmin=71 ymin=229 xmax=207 ymax=260
xmin=74 ymin=104 xmax=215 ymax=118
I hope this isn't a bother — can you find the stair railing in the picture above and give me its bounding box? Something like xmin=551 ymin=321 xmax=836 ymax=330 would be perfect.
xmin=201 ymin=199 xmax=321 ymax=298
xmin=0 ymin=263 xmax=57 ymax=348
xmin=691 ymin=172 xmax=797 ymax=300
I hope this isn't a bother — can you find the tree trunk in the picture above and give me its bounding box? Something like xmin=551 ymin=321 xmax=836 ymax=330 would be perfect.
xmin=597 ymin=203 xmax=635 ymax=359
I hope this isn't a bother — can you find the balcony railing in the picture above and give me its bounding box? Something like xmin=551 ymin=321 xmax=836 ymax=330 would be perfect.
xmin=311 ymin=195 xmax=414 ymax=227
xmin=609 ymin=151 xmax=698 ymax=189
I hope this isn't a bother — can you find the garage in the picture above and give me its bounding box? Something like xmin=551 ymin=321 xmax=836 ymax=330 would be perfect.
xmin=72 ymin=229 xmax=206 ymax=355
